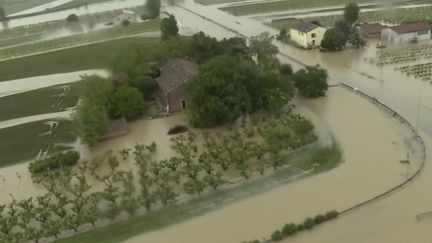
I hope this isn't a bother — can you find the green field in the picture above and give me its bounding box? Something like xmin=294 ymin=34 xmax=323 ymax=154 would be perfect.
xmin=0 ymin=119 xmax=76 ymax=166
xmin=56 ymin=145 xmax=341 ymax=243
xmin=220 ymin=0 xmax=373 ymax=16
xmin=0 ymin=0 xmax=56 ymax=15
xmin=0 ymin=84 xmax=79 ymax=121
xmin=0 ymin=37 xmax=160 ymax=81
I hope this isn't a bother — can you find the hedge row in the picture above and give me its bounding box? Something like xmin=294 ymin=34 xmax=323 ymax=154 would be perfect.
xmin=28 ymin=150 xmax=80 ymax=174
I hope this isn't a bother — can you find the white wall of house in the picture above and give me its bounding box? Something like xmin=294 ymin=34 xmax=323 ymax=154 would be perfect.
xmin=113 ymin=13 xmax=137 ymax=26
xmin=381 ymin=28 xmax=431 ymax=43
xmin=290 ymin=27 xmax=327 ymax=49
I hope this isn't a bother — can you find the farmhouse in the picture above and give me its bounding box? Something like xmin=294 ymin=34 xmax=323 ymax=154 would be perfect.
xmin=111 ymin=9 xmax=137 ymax=26
xmin=357 ymin=23 xmax=386 ymax=39
xmin=290 ymin=21 xmax=327 ymax=49
xmin=381 ymin=22 xmax=431 ymax=43
xmin=156 ymin=59 xmax=199 ymax=113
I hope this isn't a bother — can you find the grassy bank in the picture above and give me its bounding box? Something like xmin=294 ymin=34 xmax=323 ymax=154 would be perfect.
xmin=0 ymin=119 xmax=75 ymax=167
xmin=56 ymin=145 xmax=341 ymax=243
xmin=0 ymin=84 xmax=79 ymax=121
xmin=0 ymin=37 xmax=160 ymax=81
xmin=220 ymin=0 xmax=371 ymax=16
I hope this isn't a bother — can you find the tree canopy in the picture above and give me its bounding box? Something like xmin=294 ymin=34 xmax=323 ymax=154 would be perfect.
xmin=320 ymin=28 xmax=346 ymax=51
xmin=293 ymin=65 xmax=328 ymax=98
xmin=111 ymin=86 xmax=145 ymax=120
xmin=161 ymin=14 xmax=179 ymax=40
xmin=344 ymin=2 xmax=360 ymax=24
xmin=249 ymin=31 xmax=279 ymax=71
xmin=0 ymin=5 xmax=5 ymax=21
xmin=146 ymin=0 xmax=161 ymax=18
xmin=188 ymin=55 xmax=293 ymax=127
xmin=73 ymin=101 xmax=109 ymax=145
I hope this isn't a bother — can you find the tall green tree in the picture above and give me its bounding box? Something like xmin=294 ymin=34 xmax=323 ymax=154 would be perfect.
xmin=321 ymin=28 xmax=347 ymax=51
xmin=161 ymin=14 xmax=179 ymax=40
xmin=146 ymin=0 xmax=161 ymax=18
xmin=188 ymin=31 xmax=221 ymax=63
xmin=293 ymin=65 xmax=328 ymax=98
xmin=344 ymin=2 xmax=360 ymax=24
xmin=0 ymin=5 xmax=5 ymax=21
xmin=73 ymin=101 xmax=109 ymax=145
xmin=111 ymin=86 xmax=144 ymax=120
xmin=133 ymin=75 xmax=157 ymax=101
xmin=78 ymin=75 xmax=113 ymax=111
xmin=249 ymin=32 xmax=279 ymax=71
xmin=349 ymin=31 xmax=367 ymax=48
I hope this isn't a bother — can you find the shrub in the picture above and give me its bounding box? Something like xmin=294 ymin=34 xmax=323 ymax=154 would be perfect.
xmin=122 ymin=20 xmax=130 ymax=26
xmin=282 ymin=223 xmax=297 ymax=236
xmin=66 ymin=14 xmax=79 ymax=22
xmin=325 ymin=210 xmax=338 ymax=220
xmin=29 ymin=151 xmax=80 ymax=174
xmin=297 ymin=223 xmax=305 ymax=231
xmin=303 ymin=217 xmax=315 ymax=230
xmin=168 ymin=125 xmax=188 ymax=135
xmin=314 ymin=214 xmax=326 ymax=224
xmin=271 ymin=230 xmax=283 ymax=241
xmin=280 ymin=63 xmax=293 ymax=76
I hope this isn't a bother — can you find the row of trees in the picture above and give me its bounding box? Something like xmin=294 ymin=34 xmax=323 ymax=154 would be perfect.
xmin=2 ymin=110 xmax=318 ymax=242
xmin=321 ymin=2 xmax=366 ymax=51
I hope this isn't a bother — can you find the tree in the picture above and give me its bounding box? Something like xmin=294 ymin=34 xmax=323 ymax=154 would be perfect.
xmin=249 ymin=32 xmax=279 ymax=71
xmin=133 ymin=75 xmax=157 ymax=101
xmin=188 ymin=32 xmax=221 ymax=63
xmin=320 ymin=28 xmax=347 ymax=51
xmin=111 ymin=86 xmax=144 ymax=120
xmin=277 ymin=28 xmax=288 ymax=41
xmin=78 ymin=75 xmax=113 ymax=111
xmin=293 ymin=65 xmax=328 ymax=98
xmin=73 ymin=101 xmax=109 ymax=145
xmin=349 ymin=31 xmax=367 ymax=48
xmin=0 ymin=5 xmax=5 ymax=21
xmin=279 ymin=63 xmax=293 ymax=76
xmin=161 ymin=14 xmax=179 ymax=40
xmin=344 ymin=2 xmax=360 ymax=24
xmin=146 ymin=0 xmax=161 ymax=18
xmin=334 ymin=20 xmax=352 ymax=39
xmin=66 ymin=14 xmax=79 ymax=22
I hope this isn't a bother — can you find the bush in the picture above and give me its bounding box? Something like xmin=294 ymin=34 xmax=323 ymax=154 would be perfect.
xmin=325 ymin=210 xmax=338 ymax=220
xmin=66 ymin=14 xmax=79 ymax=22
xmin=29 ymin=151 xmax=80 ymax=174
xmin=122 ymin=20 xmax=130 ymax=26
xmin=280 ymin=63 xmax=293 ymax=76
xmin=282 ymin=223 xmax=297 ymax=236
xmin=303 ymin=217 xmax=315 ymax=230
xmin=314 ymin=214 xmax=326 ymax=224
xmin=271 ymin=230 xmax=283 ymax=241
xmin=168 ymin=125 xmax=188 ymax=135
xmin=297 ymin=223 xmax=305 ymax=231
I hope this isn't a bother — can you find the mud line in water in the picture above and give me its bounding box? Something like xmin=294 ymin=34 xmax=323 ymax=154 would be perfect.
xmin=124 ymin=87 xmax=422 ymax=243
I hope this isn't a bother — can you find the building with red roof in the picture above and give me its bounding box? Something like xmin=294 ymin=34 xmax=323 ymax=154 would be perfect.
xmin=381 ymin=22 xmax=431 ymax=43
xmin=357 ymin=23 xmax=387 ymax=39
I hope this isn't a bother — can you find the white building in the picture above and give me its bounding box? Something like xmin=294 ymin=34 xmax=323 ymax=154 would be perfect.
xmin=111 ymin=9 xmax=137 ymax=26
xmin=381 ymin=22 xmax=431 ymax=43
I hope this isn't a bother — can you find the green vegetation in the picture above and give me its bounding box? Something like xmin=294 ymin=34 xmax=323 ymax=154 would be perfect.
xmin=293 ymin=65 xmax=328 ymax=98
xmin=0 ymin=37 xmax=160 ymax=81
xmin=0 ymin=84 xmax=78 ymax=121
xmin=0 ymin=4 xmax=5 ymax=20
xmin=0 ymin=19 xmax=160 ymax=60
xmin=344 ymin=2 xmax=360 ymax=24
xmin=146 ymin=0 xmax=161 ymax=18
xmin=220 ymin=0 xmax=371 ymax=16
xmin=0 ymin=0 xmax=55 ymax=15
xmin=29 ymin=150 xmax=80 ymax=174
xmin=194 ymin=0 xmax=242 ymax=5
xmin=0 ymin=120 xmax=75 ymax=166
xmin=111 ymin=86 xmax=144 ymax=120
xmin=66 ymin=13 xmax=79 ymax=22
xmin=161 ymin=14 xmax=179 ymax=40
xmin=321 ymin=28 xmax=346 ymax=51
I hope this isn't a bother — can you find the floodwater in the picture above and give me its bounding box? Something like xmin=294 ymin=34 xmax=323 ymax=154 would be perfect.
xmin=0 ymin=0 xmax=147 ymax=30
xmin=0 ymin=110 xmax=71 ymax=129
xmin=0 ymin=69 xmax=109 ymax=97
xmin=125 ymin=87 xmax=423 ymax=243
xmin=8 ymin=0 xmax=75 ymax=17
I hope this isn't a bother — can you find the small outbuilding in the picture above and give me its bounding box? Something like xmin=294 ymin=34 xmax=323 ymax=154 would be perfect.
xmin=290 ymin=21 xmax=327 ymax=49
xmin=357 ymin=23 xmax=387 ymax=39
xmin=111 ymin=9 xmax=137 ymax=26
xmin=156 ymin=59 xmax=199 ymax=113
xmin=100 ymin=118 xmax=128 ymax=141
xmin=381 ymin=22 xmax=431 ymax=43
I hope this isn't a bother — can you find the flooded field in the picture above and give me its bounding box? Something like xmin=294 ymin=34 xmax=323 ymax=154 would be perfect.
xmin=124 ymin=87 xmax=423 ymax=243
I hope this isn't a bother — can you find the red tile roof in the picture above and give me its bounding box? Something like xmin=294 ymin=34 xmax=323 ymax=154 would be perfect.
xmin=156 ymin=59 xmax=199 ymax=93
xmin=389 ymin=22 xmax=430 ymax=34
xmin=359 ymin=23 xmax=386 ymax=34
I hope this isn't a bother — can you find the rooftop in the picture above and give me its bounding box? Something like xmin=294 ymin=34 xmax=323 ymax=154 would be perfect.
xmin=156 ymin=59 xmax=199 ymax=93
xmin=358 ymin=23 xmax=387 ymax=34
xmin=389 ymin=22 xmax=430 ymax=34
xmin=291 ymin=21 xmax=320 ymax=33
xmin=113 ymin=9 xmax=136 ymax=17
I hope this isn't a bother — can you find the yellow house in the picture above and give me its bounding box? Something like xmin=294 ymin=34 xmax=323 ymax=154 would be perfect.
xmin=289 ymin=22 xmax=327 ymax=49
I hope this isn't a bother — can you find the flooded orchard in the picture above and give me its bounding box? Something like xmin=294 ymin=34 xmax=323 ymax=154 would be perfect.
xmin=124 ymin=87 xmax=424 ymax=243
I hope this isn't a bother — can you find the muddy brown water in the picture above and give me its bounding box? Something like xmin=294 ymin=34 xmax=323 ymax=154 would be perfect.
xmin=124 ymin=87 xmax=424 ymax=243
